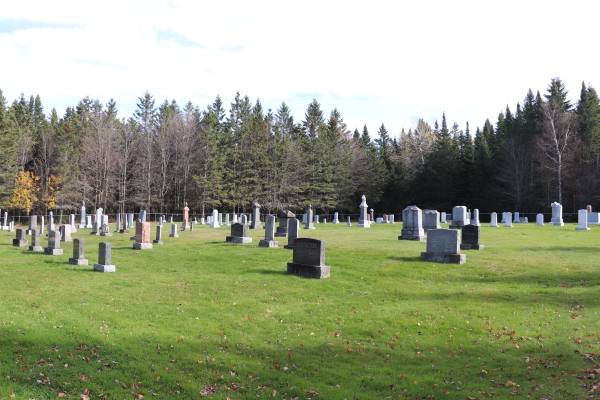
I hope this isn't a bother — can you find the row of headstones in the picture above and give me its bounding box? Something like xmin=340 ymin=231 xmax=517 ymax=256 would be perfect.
xmin=12 ymin=229 xmax=115 ymax=272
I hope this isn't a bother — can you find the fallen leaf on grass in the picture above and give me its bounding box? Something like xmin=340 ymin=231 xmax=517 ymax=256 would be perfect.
xmin=80 ymin=388 xmax=90 ymax=400
xmin=505 ymin=380 xmax=519 ymax=387
xmin=58 ymin=392 xmax=67 ymax=397
xmin=200 ymin=383 xmax=216 ymax=396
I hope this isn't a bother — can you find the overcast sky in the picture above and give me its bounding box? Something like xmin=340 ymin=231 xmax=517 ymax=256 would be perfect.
xmin=1 ymin=1 xmax=597 ymax=136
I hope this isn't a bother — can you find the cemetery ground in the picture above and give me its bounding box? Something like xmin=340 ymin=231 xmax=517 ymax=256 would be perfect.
xmin=1 ymin=223 xmax=599 ymax=399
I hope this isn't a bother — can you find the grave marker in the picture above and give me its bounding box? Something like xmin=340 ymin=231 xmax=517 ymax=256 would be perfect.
xmin=576 ymin=209 xmax=590 ymax=230
xmin=420 ymin=229 xmax=466 ymax=264
xmin=153 ymin=225 xmax=164 ymax=244
xmin=94 ymin=242 xmax=116 ymax=272
xmin=275 ymin=210 xmax=295 ymax=237
xmin=28 ymin=229 xmax=42 ymax=251
xmin=284 ymin=218 xmax=299 ymax=249
xmin=305 ymin=205 xmax=315 ymax=230
xmin=69 ymin=238 xmax=88 ymax=265
xmin=250 ymin=203 xmax=262 ymax=229
xmin=460 ymin=225 xmax=484 ymax=250
xmin=226 ymin=223 xmax=252 ymax=243
xmin=287 ymin=238 xmax=330 ymax=278
xmin=133 ymin=221 xmax=153 ymax=249
xmin=398 ymin=205 xmax=426 ymax=241
xmin=45 ymin=230 xmax=63 ymax=255
xmin=169 ymin=223 xmax=179 ymax=238
xmin=358 ymin=195 xmax=370 ymax=228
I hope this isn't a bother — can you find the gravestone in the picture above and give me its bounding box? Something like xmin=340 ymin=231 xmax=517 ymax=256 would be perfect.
xmin=115 ymin=214 xmax=121 ymax=233
xmin=536 ymin=213 xmax=544 ymax=226
xmin=69 ymin=238 xmax=88 ymax=265
xmin=460 ymin=225 xmax=484 ymax=250
xmin=305 ymin=205 xmax=315 ymax=230
xmin=513 ymin=212 xmax=520 ymax=223
xmin=127 ymin=213 xmax=134 ymax=228
xmin=211 ymin=209 xmax=220 ymax=228
xmin=100 ymin=222 xmax=113 ymax=236
xmin=183 ymin=202 xmax=189 ymax=230
xmin=232 ymin=214 xmax=238 ymax=224
xmin=287 ymin=238 xmax=330 ymax=278
xmin=138 ymin=210 xmax=146 ymax=223
xmin=2 ymin=211 xmax=8 ymax=230
xmin=27 ymin=215 xmax=37 ymax=235
xmin=346 ymin=216 xmax=352 ymax=226
xmin=587 ymin=205 xmax=593 ymax=213
xmin=240 ymin=214 xmax=247 ymax=225
xmin=449 ymin=206 xmax=468 ymax=229
xmin=576 ymin=209 xmax=590 ymax=231
xmin=45 ymin=230 xmax=63 ymax=255
xmin=471 ymin=209 xmax=481 ymax=226
xmin=333 ymin=212 xmax=339 ymax=224
xmin=218 ymin=213 xmax=223 ymax=226
xmin=94 ymin=242 xmax=115 ymax=272
xmin=90 ymin=220 xmax=99 ymax=235
xmin=275 ymin=210 xmax=295 ymax=237
xmin=153 ymin=225 xmax=164 ymax=244
xmin=284 ymin=218 xmax=300 ymax=249
xmin=48 ymin=211 xmax=55 ymax=232
xmin=389 ymin=214 xmax=395 ymax=224
xmin=133 ymin=221 xmax=152 ymax=249
xmin=69 ymin=214 xmax=77 ymax=233
xmin=302 ymin=214 xmax=307 ymax=224
xmin=60 ymin=224 xmax=72 ymax=242
xmin=225 ymin=214 xmax=230 ymax=226
xmin=375 ymin=217 xmax=383 ymax=224
xmin=200 ymin=217 xmax=205 ymax=225
xmin=490 ymin=212 xmax=498 ymax=227
xmin=588 ymin=212 xmax=600 ymax=225
xmin=169 ymin=223 xmax=179 ymax=238
xmin=313 ymin=215 xmax=319 ymax=224
xmin=398 ymin=205 xmax=426 ymax=241
xmin=383 ymin=215 xmax=389 ymax=224
xmin=504 ymin=212 xmax=513 ymax=227
xmin=79 ymin=202 xmax=87 ymax=228
xmin=370 ymin=209 xmax=375 ymax=223
xmin=420 ymin=229 xmax=465 ymax=264
xmin=28 ymin=229 xmax=43 ymax=251
xmin=259 ymin=215 xmax=279 ymax=247
xmin=422 ymin=210 xmax=441 ymax=232
xmin=250 ymin=203 xmax=262 ymax=229
xmin=440 ymin=212 xmax=447 ymax=223
xmin=358 ymin=195 xmax=370 ymax=228
xmin=226 ymin=223 xmax=252 ymax=243
xmin=168 ymin=216 xmax=173 ymax=223
xmin=551 ymin=202 xmax=564 ymax=226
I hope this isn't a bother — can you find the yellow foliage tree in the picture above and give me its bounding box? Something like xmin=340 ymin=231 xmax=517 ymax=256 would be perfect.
xmin=45 ymin=174 xmax=61 ymax=210
xmin=8 ymin=171 xmax=39 ymax=213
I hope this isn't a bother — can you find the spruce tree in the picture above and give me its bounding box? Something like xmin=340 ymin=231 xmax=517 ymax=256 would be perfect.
xmin=545 ymin=77 xmax=572 ymax=112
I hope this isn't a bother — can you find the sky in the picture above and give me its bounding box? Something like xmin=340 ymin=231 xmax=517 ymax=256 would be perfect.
xmin=1 ymin=1 xmax=598 ymax=137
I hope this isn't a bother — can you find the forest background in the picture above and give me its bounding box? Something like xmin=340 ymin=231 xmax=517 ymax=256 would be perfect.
xmin=1 ymin=77 xmax=599 ymax=218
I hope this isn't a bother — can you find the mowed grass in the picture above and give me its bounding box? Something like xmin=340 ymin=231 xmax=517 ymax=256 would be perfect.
xmin=1 ymin=221 xmax=600 ymax=399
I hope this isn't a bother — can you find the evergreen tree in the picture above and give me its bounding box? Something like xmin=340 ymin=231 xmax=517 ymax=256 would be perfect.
xmin=545 ymin=77 xmax=572 ymax=112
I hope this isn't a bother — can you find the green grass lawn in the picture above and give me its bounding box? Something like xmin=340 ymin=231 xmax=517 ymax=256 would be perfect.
xmin=1 ymin=221 xmax=599 ymax=399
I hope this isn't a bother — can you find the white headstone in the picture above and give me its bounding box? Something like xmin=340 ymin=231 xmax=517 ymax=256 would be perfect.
xmin=490 ymin=212 xmax=498 ymax=227
xmin=536 ymin=213 xmax=544 ymax=226
xmin=472 ymin=209 xmax=480 ymax=226
xmin=513 ymin=212 xmax=520 ymax=223
xmin=504 ymin=212 xmax=513 ymax=227
xmin=576 ymin=209 xmax=590 ymax=230
xmin=333 ymin=212 xmax=339 ymax=224
xmin=358 ymin=195 xmax=370 ymax=228
xmin=440 ymin=212 xmax=447 ymax=223
xmin=551 ymin=202 xmax=564 ymax=226
xmin=211 ymin=210 xmax=220 ymax=228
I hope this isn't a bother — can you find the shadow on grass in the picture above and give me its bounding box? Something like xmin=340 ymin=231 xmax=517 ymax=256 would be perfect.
xmin=521 ymin=246 xmax=600 ymax=253
xmin=245 ymin=268 xmax=288 ymax=275
xmin=388 ymin=256 xmax=422 ymax=262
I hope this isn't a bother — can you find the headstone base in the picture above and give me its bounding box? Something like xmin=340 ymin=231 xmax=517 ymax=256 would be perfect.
xmin=420 ymin=252 xmax=466 ymax=264
xmin=460 ymin=244 xmax=484 ymax=250
xmin=133 ymin=242 xmax=153 ymax=250
xmin=249 ymin=225 xmax=262 ymax=230
xmin=287 ymin=262 xmax=330 ymax=279
xmin=274 ymin=232 xmax=287 ymax=237
xmin=71 ymin=227 xmax=77 ymax=233
xmin=130 ymin=236 xmax=136 ymax=240
xmin=78 ymin=224 xmax=86 ymax=229
xmin=552 ymin=222 xmax=564 ymax=226
xmin=13 ymin=239 xmax=28 ymax=247
xmin=346 ymin=222 xmax=352 ymax=226
xmin=169 ymin=233 xmax=179 ymax=238
xmin=153 ymin=239 xmax=164 ymax=244
xmin=1 ymin=226 xmax=8 ymax=230
xmin=69 ymin=258 xmax=89 ymax=265
xmin=94 ymin=263 xmax=115 ymax=273
xmin=44 ymin=248 xmax=64 ymax=255
xmin=258 ymin=239 xmax=279 ymax=248
xmin=449 ymin=223 xmax=466 ymax=230
xmin=61 ymin=237 xmax=73 ymax=242
xmin=28 ymin=245 xmax=43 ymax=251
xmin=90 ymin=232 xmax=98 ymax=235
xmin=398 ymin=235 xmax=427 ymax=241
xmin=576 ymin=227 xmax=590 ymax=231
xmin=304 ymin=226 xmax=315 ymax=230
xmin=226 ymin=236 xmax=252 ymax=243
xmin=26 ymin=230 xmax=33 ymax=235
xmin=100 ymin=232 xmax=113 ymax=237
xmin=357 ymin=223 xmax=370 ymax=228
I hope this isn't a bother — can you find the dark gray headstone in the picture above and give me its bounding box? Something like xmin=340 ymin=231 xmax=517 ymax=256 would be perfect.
xmin=45 ymin=230 xmax=63 ymax=255
xmin=29 ymin=229 xmax=42 ymax=251
xmin=287 ymin=238 xmax=329 ymax=278
xmin=94 ymin=242 xmax=115 ymax=272
xmin=420 ymin=229 xmax=465 ymax=264
xmin=13 ymin=228 xmax=27 ymax=246
xmin=460 ymin=225 xmax=484 ymax=250
xmin=69 ymin=238 xmax=88 ymax=265
xmin=285 ymin=218 xmax=299 ymax=249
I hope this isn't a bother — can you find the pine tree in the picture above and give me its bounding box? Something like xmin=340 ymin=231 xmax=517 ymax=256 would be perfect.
xmin=545 ymin=77 xmax=572 ymax=112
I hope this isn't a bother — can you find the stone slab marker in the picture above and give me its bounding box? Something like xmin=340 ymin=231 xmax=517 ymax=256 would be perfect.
xmin=333 ymin=212 xmax=339 ymax=224
xmin=115 ymin=214 xmax=121 ymax=233
xmin=226 ymin=223 xmax=252 ymax=243
xmin=211 ymin=209 xmax=220 ymax=228
xmin=183 ymin=202 xmax=189 ymax=230
xmin=358 ymin=195 xmax=370 ymax=228
xmin=275 ymin=210 xmax=295 ymax=237
xmin=536 ymin=213 xmax=544 ymax=226
xmin=305 ymin=205 xmax=315 ymax=230
xmin=398 ymin=205 xmax=426 ymax=241
xmin=284 ymin=218 xmax=299 ymax=249
xmin=513 ymin=212 xmax=520 ymax=223
xmin=422 ymin=210 xmax=440 ymax=232
xmin=259 ymin=215 xmax=279 ymax=248
xmin=346 ymin=216 xmax=352 ymax=226
xmin=79 ymin=202 xmax=87 ymax=228
xmin=94 ymin=242 xmax=115 ymax=273
xmin=225 ymin=214 xmax=230 ymax=226
xmin=489 ymin=212 xmax=498 ymax=227
xmin=504 ymin=212 xmax=513 ymax=227
xmin=133 ymin=221 xmax=153 ymax=249
xmin=449 ymin=206 xmax=468 ymax=229
xmin=287 ymin=238 xmax=330 ymax=279
xmin=460 ymin=225 xmax=484 ymax=250
xmin=169 ymin=223 xmax=179 ymax=238
xmin=60 ymin=224 xmax=72 ymax=242
xmin=551 ymin=202 xmax=564 ymax=226
xmin=250 ymin=203 xmax=262 ymax=229
xmin=576 ymin=209 xmax=590 ymax=231
xmin=138 ymin=210 xmax=146 ymax=223
xmin=69 ymin=238 xmax=88 ymax=265
xmin=27 ymin=215 xmax=37 ymax=235
xmin=28 ymin=229 xmax=42 ymax=251
xmin=69 ymin=214 xmax=77 ymax=233
xmin=153 ymin=225 xmax=163 ymax=244
xmin=472 ymin=209 xmax=481 ymax=226
xmin=45 ymin=230 xmax=63 ymax=255
xmin=2 ymin=211 xmax=8 ymax=230
xmin=440 ymin=212 xmax=447 ymax=223
xmin=420 ymin=229 xmax=466 ymax=264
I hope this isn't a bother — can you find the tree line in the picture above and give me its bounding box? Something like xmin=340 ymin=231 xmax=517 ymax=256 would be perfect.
xmin=0 ymin=77 xmax=598 ymax=217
